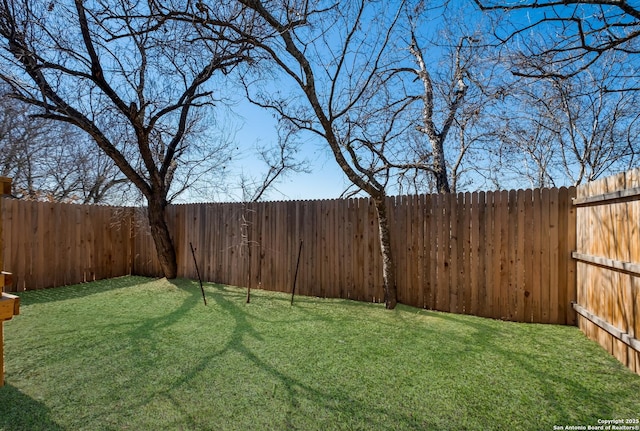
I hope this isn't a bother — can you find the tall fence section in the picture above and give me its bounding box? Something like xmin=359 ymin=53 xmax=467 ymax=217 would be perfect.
xmin=1 ymin=199 xmax=132 ymax=291
xmin=573 ymin=169 xmax=640 ymax=375
xmin=132 ymin=189 xmax=577 ymax=325
xmin=2 ymin=187 xmax=577 ymax=325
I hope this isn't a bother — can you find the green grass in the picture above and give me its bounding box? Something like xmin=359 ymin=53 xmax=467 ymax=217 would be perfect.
xmin=1 ymin=276 xmax=639 ymax=430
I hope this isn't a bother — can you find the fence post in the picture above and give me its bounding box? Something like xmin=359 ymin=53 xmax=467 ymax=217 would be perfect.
xmin=0 ymin=177 xmax=20 ymax=387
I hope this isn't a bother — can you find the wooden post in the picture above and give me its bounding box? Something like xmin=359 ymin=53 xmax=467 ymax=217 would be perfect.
xmin=0 ymin=293 xmax=19 ymax=387
xmin=0 ymin=176 xmax=9 ymax=273
xmin=0 ymin=177 xmax=6 ymax=387
xmin=0 ymin=320 xmax=3 ymax=387
xmin=0 ymin=177 xmax=19 ymax=387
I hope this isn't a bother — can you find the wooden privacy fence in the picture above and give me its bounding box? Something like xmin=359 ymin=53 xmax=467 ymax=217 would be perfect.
xmin=573 ymin=168 xmax=640 ymax=375
xmin=0 ymin=187 xmax=577 ymax=325
xmin=132 ymin=187 xmax=577 ymax=324
xmin=1 ymin=199 xmax=132 ymax=291
xmin=5 ymin=173 xmax=640 ymax=374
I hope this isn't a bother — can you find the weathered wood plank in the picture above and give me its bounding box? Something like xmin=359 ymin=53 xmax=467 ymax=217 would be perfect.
xmin=477 ymin=191 xmax=487 ymax=318
xmin=424 ymin=194 xmax=434 ymax=310
xmin=449 ymin=193 xmax=460 ymax=314
xmin=483 ymin=191 xmax=494 ymax=319
xmin=548 ymin=188 xmax=560 ymax=324
xmin=572 ymin=186 xmax=640 ymax=206
xmin=470 ymin=192 xmax=480 ymax=316
xmin=493 ymin=191 xmax=506 ymax=320
xmin=515 ymin=189 xmax=526 ymax=322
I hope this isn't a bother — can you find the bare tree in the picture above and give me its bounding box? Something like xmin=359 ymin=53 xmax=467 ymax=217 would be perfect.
xmin=484 ymin=104 xmax=560 ymax=189
xmin=406 ymin=30 xmax=473 ymax=193
xmin=393 ymin=7 xmax=502 ymax=195
xmin=489 ymin=68 xmax=640 ymax=187
xmin=472 ymin=0 xmax=640 ymax=89
xmin=0 ymin=0 xmax=250 ymax=278
xmin=0 ymin=90 xmax=130 ymax=202
xmin=232 ymin=0 xmax=421 ymax=308
xmin=238 ymin=121 xmax=310 ymax=202
xmin=321 ymin=1 xmax=502 ymax=196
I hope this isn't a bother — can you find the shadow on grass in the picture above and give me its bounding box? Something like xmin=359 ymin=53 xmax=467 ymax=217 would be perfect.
xmin=158 ymin=285 xmax=427 ymax=429
xmin=123 ymin=278 xmax=209 ymax=345
xmin=429 ymin=311 xmax=629 ymax=422
xmin=13 ymin=275 xmax=155 ymax=306
xmin=0 ymin=384 xmax=64 ymax=431
xmin=101 ymin=280 xmax=427 ymax=428
xmin=31 ymin=276 xmax=632 ymax=429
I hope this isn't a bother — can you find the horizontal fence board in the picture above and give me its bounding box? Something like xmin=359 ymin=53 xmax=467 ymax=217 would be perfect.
xmin=572 ymin=252 xmax=640 ymax=276
xmin=573 ymin=302 xmax=640 ymax=352
xmin=572 ymin=186 xmax=640 ymax=206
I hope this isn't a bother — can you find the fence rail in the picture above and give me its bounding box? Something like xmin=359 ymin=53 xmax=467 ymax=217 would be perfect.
xmin=574 ymin=168 xmax=640 ymax=375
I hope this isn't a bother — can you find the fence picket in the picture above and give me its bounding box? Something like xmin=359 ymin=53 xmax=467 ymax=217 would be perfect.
xmin=483 ymin=191 xmax=494 ymax=319
xmin=491 ymin=191 xmax=504 ymax=319
xmin=448 ymin=193 xmax=459 ymax=314
xmin=523 ymin=189 xmax=534 ymax=322
xmin=515 ymin=190 xmax=526 ymax=322
xmin=460 ymin=193 xmax=468 ymax=315
xmin=548 ymin=188 xmax=560 ymax=324
xmin=476 ymin=192 xmax=487 ymax=318
xmin=470 ymin=191 xmax=481 ymax=316
xmin=424 ymin=194 xmax=434 ymax=309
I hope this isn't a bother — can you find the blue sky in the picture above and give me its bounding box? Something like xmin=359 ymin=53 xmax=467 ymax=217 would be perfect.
xmin=222 ymin=99 xmax=352 ymax=202
xmin=165 ymin=0 xmax=640 ymax=203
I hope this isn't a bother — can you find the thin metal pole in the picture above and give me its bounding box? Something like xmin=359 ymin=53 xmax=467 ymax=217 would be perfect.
xmin=291 ymin=240 xmax=303 ymax=306
xmin=190 ymin=242 xmax=207 ymax=306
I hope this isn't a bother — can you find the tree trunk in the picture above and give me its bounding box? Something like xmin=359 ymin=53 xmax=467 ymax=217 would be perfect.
xmin=432 ymin=138 xmax=451 ymax=194
xmin=147 ymin=195 xmax=178 ymax=279
xmin=373 ymin=195 xmax=397 ymax=309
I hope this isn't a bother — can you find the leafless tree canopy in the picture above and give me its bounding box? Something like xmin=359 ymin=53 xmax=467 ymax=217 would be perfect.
xmin=0 ymin=0 xmax=254 ymax=277
xmin=473 ymin=0 xmax=640 ymax=88
xmin=488 ymin=68 xmax=639 ymax=188
xmin=0 ymin=88 xmax=131 ymax=203
xmin=391 ymin=6 xmax=504 ymax=195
